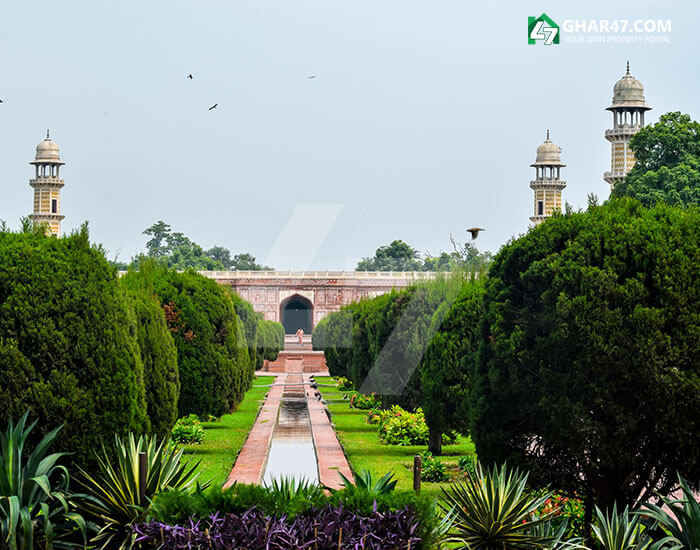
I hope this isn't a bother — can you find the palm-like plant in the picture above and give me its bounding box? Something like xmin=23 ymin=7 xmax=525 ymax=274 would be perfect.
xmin=636 ymin=474 xmax=700 ymax=550
xmin=338 ymin=469 xmax=398 ymax=495
xmin=439 ymin=461 xmax=554 ymax=550
xmin=592 ymin=503 xmax=650 ymax=550
xmin=267 ymin=476 xmax=323 ymax=500
xmin=0 ymin=411 xmax=87 ymax=549
xmin=77 ymin=432 xmax=209 ymax=549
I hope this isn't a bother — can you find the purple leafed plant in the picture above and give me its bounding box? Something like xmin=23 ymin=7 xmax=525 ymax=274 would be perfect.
xmin=134 ymin=504 xmax=422 ymax=549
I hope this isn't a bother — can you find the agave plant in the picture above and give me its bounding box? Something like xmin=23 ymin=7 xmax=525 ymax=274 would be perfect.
xmin=593 ymin=503 xmax=650 ymax=550
xmin=338 ymin=469 xmax=398 ymax=495
xmin=266 ymin=475 xmax=324 ymax=500
xmin=439 ymin=461 xmax=555 ymax=550
xmin=636 ymin=474 xmax=700 ymax=550
xmin=0 ymin=411 xmax=87 ymax=549
xmin=77 ymin=432 xmax=209 ymax=549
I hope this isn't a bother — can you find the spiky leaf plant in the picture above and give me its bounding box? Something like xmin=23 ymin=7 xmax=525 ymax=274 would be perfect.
xmin=77 ymin=432 xmax=209 ymax=549
xmin=0 ymin=411 xmax=87 ymax=549
xmin=337 ymin=469 xmax=398 ymax=495
xmin=593 ymin=503 xmax=650 ymax=550
xmin=636 ymin=474 xmax=700 ymax=550
xmin=439 ymin=461 xmax=554 ymax=550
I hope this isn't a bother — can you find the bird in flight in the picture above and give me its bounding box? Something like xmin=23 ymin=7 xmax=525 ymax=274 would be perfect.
xmin=307 ymin=75 xmax=317 ymax=79
xmin=0 ymin=98 xmax=4 ymax=103
xmin=187 ymin=74 xmax=193 ymax=79
xmin=467 ymin=227 xmax=485 ymax=240
xmin=208 ymin=103 xmax=218 ymax=111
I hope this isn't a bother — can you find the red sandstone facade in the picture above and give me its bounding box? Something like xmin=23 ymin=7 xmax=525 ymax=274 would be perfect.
xmin=200 ymin=270 xmax=435 ymax=330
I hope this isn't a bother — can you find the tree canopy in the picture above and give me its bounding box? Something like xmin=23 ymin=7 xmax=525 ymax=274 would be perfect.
xmin=136 ymin=221 xmax=270 ymax=271
xmin=611 ymin=112 xmax=700 ymax=207
xmin=471 ymin=198 xmax=700 ymax=511
xmin=357 ymin=239 xmax=492 ymax=272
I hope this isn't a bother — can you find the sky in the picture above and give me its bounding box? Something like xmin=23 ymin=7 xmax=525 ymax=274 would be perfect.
xmin=0 ymin=0 xmax=697 ymax=269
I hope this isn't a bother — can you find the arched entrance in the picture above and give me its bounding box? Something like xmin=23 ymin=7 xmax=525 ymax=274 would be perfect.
xmin=280 ymin=295 xmax=313 ymax=334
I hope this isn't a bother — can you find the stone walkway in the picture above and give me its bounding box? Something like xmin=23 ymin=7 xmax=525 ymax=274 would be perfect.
xmin=224 ymin=366 xmax=352 ymax=490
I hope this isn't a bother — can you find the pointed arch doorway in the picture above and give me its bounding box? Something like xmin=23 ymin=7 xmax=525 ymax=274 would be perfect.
xmin=280 ymin=295 xmax=313 ymax=334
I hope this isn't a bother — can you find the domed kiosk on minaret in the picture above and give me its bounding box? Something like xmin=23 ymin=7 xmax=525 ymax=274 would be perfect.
xmin=604 ymin=62 xmax=652 ymax=190
xmin=29 ymin=130 xmax=65 ymax=236
xmin=530 ymin=130 xmax=566 ymax=225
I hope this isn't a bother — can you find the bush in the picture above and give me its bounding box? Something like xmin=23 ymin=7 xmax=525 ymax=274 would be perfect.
xmin=122 ymin=286 xmax=180 ymax=438
xmin=122 ymin=261 xmax=251 ymax=418
xmin=458 ymin=455 xmax=477 ymax=477
xmin=336 ymin=376 xmax=354 ymax=391
xmin=0 ymin=225 xmax=148 ymax=465
xmin=420 ymin=451 xmax=448 ymax=482
xmin=253 ymin=320 xmax=285 ymax=370
xmin=349 ymin=392 xmax=381 ymax=410
xmin=171 ymin=414 xmax=205 ymax=445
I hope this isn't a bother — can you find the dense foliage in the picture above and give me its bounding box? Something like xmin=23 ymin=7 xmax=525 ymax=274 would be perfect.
xmin=122 ymin=286 xmax=180 ymax=439
xmin=422 ymin=279 xmax=484 ymax=454
xmin=611 ymin=112 xmax=700 ymax=207
xmin=121 ymin=262 xmax=251 ymax=417
xmin=357 ymin=238 xmax=492 ymax=272
xmin=136 ymin=221 xmax=270 ymax=270
xmin=134 ymin=504 xmax=422 ymax=550
xmin=0 ymin=225 xmax=148 ymax=464
xmin=471 ymin=198 xmax=700 ymax=512
xmin=170 ymin=414 xmax=205 ymax=445
xmin=253 ymin=319 xmax=285 ymax=370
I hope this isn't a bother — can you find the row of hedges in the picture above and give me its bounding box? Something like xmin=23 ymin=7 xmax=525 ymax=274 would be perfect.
xmin=314 ymin=199 xmax=700 ymax=516
xmin=0 ymin=227 xmax=282 ymax=465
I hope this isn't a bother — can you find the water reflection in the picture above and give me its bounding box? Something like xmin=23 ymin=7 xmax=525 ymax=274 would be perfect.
xmin=262 ymin=378 xmax=319 ymax=485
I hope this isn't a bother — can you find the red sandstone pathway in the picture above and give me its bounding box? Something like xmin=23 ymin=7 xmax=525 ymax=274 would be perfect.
xmin=305 ymin=373 xmax=353 ymax=489
xmin=223 ymin=374 xmax=286 ymax=488
xmin=225 ymin=361 xmax=350 ymax=489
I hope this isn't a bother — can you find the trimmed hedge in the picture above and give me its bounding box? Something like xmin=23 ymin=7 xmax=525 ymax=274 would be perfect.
xmin=0 ymin=225 xmax=148 ymax=464
xmin=121 ymin=261 xmax=251 ymax=417
xmin=122 ymin=286 xmax=180 ymax=438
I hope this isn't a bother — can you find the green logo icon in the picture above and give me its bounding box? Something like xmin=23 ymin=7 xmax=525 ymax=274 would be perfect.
xmin=528 ymin=13 xmax=560 ymax=45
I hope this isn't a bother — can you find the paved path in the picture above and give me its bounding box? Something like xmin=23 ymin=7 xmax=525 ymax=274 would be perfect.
xmin=223 ymin=374 xmax=286 ymax=487
xmin=225 ymin=364 xmax=350 ymax=489
xmin=305 ymin=373 xmax=353 ymax=489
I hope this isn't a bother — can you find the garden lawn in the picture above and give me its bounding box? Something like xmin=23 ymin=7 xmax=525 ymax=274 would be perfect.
xmin=316 ymin=376 xmax=476 ymax=501
xmin=182 ymin=376 xmax=274 ymax=487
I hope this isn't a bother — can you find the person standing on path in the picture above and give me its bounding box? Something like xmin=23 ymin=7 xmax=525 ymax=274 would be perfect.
xmin=296 ymin=328 xmax=304 ymax=344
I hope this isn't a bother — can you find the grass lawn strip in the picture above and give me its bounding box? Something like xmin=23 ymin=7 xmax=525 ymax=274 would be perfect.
xmin=315 ymin=376 xmax=475 ymax=501
xmin=182 ymin=376 xmax=274 ymax=487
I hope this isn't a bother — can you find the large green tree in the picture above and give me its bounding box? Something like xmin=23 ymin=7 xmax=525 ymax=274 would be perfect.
xmin=422 ymin=279 xmax=484 ymax=455
xmin=0 ymin=224 xmax=149 ymax=465
xmin=357 ymin=240 xmax=422 ymax=271
xmin=471 ymin=199 xmax=700 ymax=519
xmin=611 ymin=112 xmax=700 ymax=207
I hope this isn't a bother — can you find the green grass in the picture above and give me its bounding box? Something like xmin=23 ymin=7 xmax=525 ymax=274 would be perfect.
xmin=316 ymin=376 xmax=476 ymax=501
xmin=182 ymin=376 xmax=274 ymax=487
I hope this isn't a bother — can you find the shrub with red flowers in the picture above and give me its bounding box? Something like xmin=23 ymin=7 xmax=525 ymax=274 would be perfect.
xmin=536 ymin=493 xmax=585 ymax=538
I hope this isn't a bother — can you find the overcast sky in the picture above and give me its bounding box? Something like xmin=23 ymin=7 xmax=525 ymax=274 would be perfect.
xmin=1 ymin=0 xmax=697 ymax=269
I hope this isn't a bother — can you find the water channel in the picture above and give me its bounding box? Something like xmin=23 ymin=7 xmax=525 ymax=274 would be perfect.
xmin=262 ymin=374 xmax=319 ymax=484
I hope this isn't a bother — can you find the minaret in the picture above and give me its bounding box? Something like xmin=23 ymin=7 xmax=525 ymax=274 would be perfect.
xmin=530 ymin=130 xmax=566 ymax=225
xmin=604 ymin=62 xmax=651 ymax=190
xmin=29 ymin=130 xmax=65 ymax=236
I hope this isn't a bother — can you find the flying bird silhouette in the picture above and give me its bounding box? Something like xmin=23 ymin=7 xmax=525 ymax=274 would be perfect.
xmin=467 ymin=227 xmax=485 ymax=240
xmin=208 ymin=103 xmax=218 ymax=111
xmin=307 ymin=75 xmax=317 ymax=79
xmin=187 ymin=74 xmax=193 ymax=79
xmin=0 ymin=98 xmax=3 ymax=103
